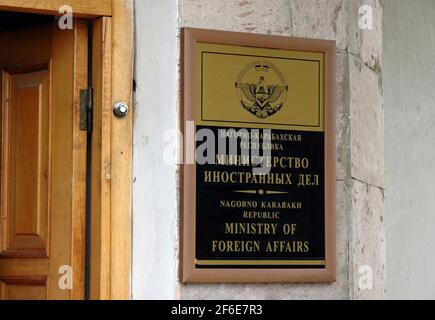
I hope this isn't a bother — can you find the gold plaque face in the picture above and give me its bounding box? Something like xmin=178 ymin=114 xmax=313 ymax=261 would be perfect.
xmin=196 ymin=43 xmax=324 ymax=131
xmin=181 ymin=28 xmax=336 ymax=283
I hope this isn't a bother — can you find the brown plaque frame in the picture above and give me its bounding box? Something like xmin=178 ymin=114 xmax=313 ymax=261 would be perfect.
xmin=180 ymin=27 xmax=336 ymax=283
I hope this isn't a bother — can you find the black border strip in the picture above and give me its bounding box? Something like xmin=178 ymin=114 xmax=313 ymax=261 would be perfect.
xmin=196 ymin=265 xmax=326 ymax=269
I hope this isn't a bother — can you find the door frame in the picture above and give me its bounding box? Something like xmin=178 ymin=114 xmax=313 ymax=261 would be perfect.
xmin=0 ymin=0 xmax=134 ymax=300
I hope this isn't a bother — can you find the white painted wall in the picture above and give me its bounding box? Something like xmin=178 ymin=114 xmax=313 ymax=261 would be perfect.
xmin=384 ymin=0 xmax=435 ymax=299
xmin=132 ymin=0 xmax=179 ymax=299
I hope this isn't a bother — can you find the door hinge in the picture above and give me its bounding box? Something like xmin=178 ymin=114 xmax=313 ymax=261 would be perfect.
xmin=80 ymin=87 xmax=93 ymax=132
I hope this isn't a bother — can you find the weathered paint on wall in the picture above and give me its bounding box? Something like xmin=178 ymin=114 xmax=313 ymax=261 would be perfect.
xmin=132 ymin=0 xmax=179 ymax=299
xmin=132 ymin=0 xmax=385 ymax=299
xmin=384 ymin=0 xmax=435 ymax=299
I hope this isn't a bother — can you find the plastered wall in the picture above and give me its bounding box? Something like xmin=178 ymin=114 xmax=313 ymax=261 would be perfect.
xmin=133 ymin=0 xmax=385 ymax=300
xmin=132 ymin=0 xmax=179 ymax=299
xmin=384 ymin=0 xmax=435 ymax=300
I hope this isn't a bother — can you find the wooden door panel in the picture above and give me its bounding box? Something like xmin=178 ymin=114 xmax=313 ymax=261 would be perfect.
xmin=1 ymin=69 xmax=50 ymax=258
xmin=0 ymin=258 xmax=48 ymax=299
xmin=0 ymin=277 xmax=47 ymax=300
xmin=0 ymin=21 xmax=88 ymax=300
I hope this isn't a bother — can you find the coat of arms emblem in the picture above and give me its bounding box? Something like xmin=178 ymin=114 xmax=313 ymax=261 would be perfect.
xmin=235 ymin=61 xmax=288 ymax=119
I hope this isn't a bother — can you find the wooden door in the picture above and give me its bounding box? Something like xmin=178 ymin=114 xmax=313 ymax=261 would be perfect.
xmin=0 ymin=20 xmax=88 ymax=300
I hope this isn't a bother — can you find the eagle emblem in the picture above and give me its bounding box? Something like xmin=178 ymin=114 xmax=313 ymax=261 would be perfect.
xmin=235 ymin=61 xmax=288 ymax=119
